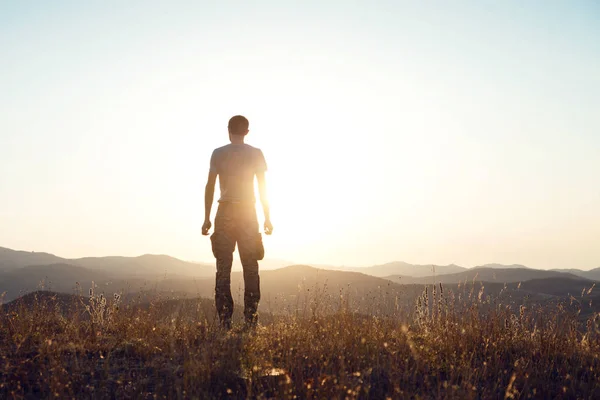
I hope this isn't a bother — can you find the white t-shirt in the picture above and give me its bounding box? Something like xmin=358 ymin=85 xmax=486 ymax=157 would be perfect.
xmin=209 ymin=143 xmax=267 ymax=203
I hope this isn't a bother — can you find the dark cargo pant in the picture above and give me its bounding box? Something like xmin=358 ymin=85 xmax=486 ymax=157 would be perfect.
xmin=210 ymin=202 xmax=264 ymax=327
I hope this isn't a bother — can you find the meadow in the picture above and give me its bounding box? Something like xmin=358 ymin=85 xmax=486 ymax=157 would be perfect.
xmin=1 ymin=283 xmax=599 ymax=399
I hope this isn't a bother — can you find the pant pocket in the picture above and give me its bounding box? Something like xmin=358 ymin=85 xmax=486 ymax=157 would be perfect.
xmin=210 ymin=233 xmax=218 ymax=258
xmin=211 ymin=232 xmax=235 ymax=259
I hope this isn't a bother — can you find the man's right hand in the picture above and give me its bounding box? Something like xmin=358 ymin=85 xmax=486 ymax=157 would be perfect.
xmin=202 ymin=220 xmax=212 ymax=236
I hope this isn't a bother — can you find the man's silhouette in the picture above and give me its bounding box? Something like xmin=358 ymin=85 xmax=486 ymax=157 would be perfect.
xmin=202 ymin=115 xmax=272 ymax=330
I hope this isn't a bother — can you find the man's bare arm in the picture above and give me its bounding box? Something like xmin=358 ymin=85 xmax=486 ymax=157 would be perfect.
xmin=202 ymin=171 xmax=217 ymax=235
xmin=256 ymin=171 xmax=272 ymax=235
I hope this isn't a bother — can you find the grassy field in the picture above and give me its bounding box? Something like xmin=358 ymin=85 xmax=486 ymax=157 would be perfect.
xmin=1 ymin=284 xmax=599 ymax=399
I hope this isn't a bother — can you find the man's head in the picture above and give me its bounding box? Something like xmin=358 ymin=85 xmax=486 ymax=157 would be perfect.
xmin=228 ymin=115 xmax=249 ymax=136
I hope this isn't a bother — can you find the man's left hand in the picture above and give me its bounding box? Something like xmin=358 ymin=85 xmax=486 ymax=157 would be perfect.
xmin=264 ymin=219 xmax=273 ymax=235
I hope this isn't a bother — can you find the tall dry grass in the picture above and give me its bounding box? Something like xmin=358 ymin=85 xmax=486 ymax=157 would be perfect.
xmin=1 ymin=282 xmax=599 ymax=399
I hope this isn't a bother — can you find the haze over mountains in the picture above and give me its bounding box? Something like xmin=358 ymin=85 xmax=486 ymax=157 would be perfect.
xmin=3 ymin=246 xmax=598 ymax=276
xmin=1 ymin=246 xmax=598 ymax=310
xmin=385 ymin=268 xmax=589 ymax=285
xmin=328 ymin=261 xmax=467 ymax=277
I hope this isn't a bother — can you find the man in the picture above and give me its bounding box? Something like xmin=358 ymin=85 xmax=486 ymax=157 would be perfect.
xmin=202 ymin=115 xmax=273 ymax=330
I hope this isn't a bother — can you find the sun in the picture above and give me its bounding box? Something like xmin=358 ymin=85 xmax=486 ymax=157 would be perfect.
xmin=254 ymin=148 xmax=362 ymax=262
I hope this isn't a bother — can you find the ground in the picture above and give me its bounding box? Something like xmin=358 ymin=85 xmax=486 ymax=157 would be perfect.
xmin=1 ymin=289 xmax=599 ymax=399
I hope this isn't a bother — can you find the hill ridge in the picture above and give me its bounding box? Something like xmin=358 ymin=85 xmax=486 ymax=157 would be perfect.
xmin=385 ymin=267 xmax=591 ymax=285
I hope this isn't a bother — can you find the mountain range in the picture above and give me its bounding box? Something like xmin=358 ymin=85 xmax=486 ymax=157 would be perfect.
xmin=550 ymin=268 xmax=600 ymax=281
xmin=3 ymin=246 xmax=598 ymax=280
xmin=1 ymin=246 xmax=598 ymax=312
xmin=328 ymin=261 xmax=467 ymax=277
xmin=384 ymin=268 xmax=587 ymax=285
xmin=3 ymin=265 xmax=599 ymax=320
xmin=0 ymin=246 xmax=213 ymax=277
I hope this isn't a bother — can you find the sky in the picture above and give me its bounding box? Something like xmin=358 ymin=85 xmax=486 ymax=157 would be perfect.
xmin=1 ymin=0 xmax=599 ymax=270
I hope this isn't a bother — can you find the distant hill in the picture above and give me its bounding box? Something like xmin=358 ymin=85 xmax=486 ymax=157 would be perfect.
xmin=0 ymin=247 xmax=66 ymax=270
xmin=582 ymin=267 xmax=600 ymax=281
xmin=231 ymin=258 xmax=295 ymax=271
xmin=257 ymin=264 xmax=405 ymax=296
xmin=518 ymin=277 xmax=597 ymax=297
xmin=329 ymin=261 xmax=466 ymax=278
xmin=0 ymin=290 xmax=83 ymax=314
xmin=74 ymin=254 xmax=213 ymax=277
xmin=385 ymin=268 xmax=590 ymax=285
xmin=551 ymin=267 xmax=600 ymax=281
xmin=0 ymin=246 xmax=213 ymax=278
xmin=0 ymin=263 xmax=114 ymax=301
xmin=474 ymin=263 xmax=529 ymax=270
xmin=0 ymin=262 xmax=217 ymax=303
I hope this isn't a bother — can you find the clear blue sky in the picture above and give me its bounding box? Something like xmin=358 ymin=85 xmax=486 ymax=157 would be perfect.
xmin=1 ymin=0 xmax=599 ymax=269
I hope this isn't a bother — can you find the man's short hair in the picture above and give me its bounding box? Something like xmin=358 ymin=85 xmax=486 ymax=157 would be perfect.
xmin=228 ymin=115 xmax=249 ymax=135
